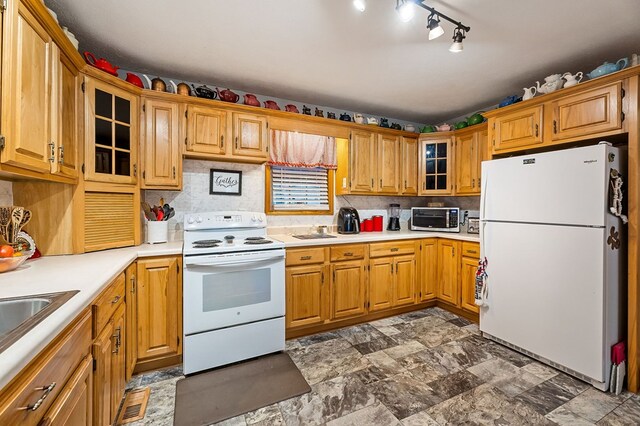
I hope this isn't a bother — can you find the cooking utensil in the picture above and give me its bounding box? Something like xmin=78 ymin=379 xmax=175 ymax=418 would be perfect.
xmin=141 ymin=202 xmax=153 ymax=220
xmin=164 ymin=208 xmax=175 ymax=221
xmin=0 ymin=208 xmax=10 ymax=242
xmin=156 ymin=210 xmax=164 ymax=221
xmin=163 ymin=204 xmax=171 ymax=218
xmin=11 ymin=207 xmax=24 ymax=243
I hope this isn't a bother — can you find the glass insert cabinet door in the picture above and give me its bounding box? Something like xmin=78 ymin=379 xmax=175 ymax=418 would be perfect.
xmin=419 ymin=137 xmax=453 ymax=194
xmin=85 ymin=77 xmax=138 ymax=184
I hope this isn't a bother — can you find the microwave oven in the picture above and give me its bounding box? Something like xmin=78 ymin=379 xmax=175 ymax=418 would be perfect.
xmin=410 ymin=207 xmax=460 ymax=232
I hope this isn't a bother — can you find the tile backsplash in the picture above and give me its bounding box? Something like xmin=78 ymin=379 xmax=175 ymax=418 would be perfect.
xmin=147 ymin=159 xmax=480 ymax=238
xmin=0 ymin=180 xmax=13 ymax=206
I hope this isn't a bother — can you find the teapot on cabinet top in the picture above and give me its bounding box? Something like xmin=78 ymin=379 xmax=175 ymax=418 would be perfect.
xmin=587 ymin=58 xmax=629 ymax=79
xmin=216 ymin=88 xmax=240 ymax=103
xmin=535 ymin=74 xmax=563 ymax=95
xmin=83 ymin=52 xmax=119 ymax=76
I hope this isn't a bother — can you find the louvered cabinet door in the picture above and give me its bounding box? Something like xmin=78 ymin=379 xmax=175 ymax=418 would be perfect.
xmin=84 ymin=192 xmax=136 ymax=252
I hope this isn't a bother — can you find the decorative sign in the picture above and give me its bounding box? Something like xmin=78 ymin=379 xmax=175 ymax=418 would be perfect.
xmin=210 ymin=169 xmax=242 ymax=196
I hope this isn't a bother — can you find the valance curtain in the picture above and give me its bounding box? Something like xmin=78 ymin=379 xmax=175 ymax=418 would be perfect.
xmin=268 ymin=130 xmax=337 ymax=169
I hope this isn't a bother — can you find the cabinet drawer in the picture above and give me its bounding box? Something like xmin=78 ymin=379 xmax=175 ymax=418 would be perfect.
xmin=92 ymin=272 xmax=125 ymax=337
xmin=330 ymin=244 xmax=365 ymax=262
xmin=286 ymin=248 xmax=325 ymax=266
xmin=369 ymin=241 xmax=415 ymax=258
xmin=0 ymin=310 xmax=91 ymax=426
xmin=462 ymin=242 xmax=480 ymax=258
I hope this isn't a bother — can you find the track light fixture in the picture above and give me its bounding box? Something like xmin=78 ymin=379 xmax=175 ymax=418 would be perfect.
xmin=426 ymin=13 xmax=444 ymax=40
xmin=396 ymin=0 xmax=416 ymax=23
xmin=449 ymin=27 xmax=466 ymax=53
xmin=356 ymin=0 xmax=471 ymax=52
xmin=353 ymin=0 xmax=366 ymax=13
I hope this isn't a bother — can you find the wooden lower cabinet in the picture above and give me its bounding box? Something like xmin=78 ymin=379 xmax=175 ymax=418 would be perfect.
xmin=394 ymin=255 xmax=416 ymax=307
xmin=436 ymin=240 xmax=460 ymax=306
xmin=134 ymin=256 xmax=183 ymax=370
xmin=40 ymin=354 xmax=93 ymax=426
xmin=125 ymin=263 xmax=137 ymax=381
xmin=369 ymin=254 xmax=416 ymax=311
xmin=286 ymin=264 xmax=328 ymax=328
xmin=460 ymin=242 xmax=481 ymax=314
xmin=369 ymin=258 xmax=394 ymax=312
xmin=331 ymin=260 xmax=366 ymax=320
xmin=92 ymin=302 xmax=125 ymax=426
xmin=419 ymin=239 xmax=437 ymax=301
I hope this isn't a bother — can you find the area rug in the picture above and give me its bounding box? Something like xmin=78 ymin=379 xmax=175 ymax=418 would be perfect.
xmin=173 ymin=352 xmax=310 ymax=426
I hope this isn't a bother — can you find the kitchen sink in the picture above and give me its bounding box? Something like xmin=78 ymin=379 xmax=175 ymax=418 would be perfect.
xmin=0 ymin=291 xmax=78 ymax=354
xmin=292 ymin=233 xmax=338 ymax=240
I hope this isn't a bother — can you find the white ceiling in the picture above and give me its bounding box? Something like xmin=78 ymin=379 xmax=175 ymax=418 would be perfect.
xmin=47 ymin=0 xmax=640 ymax=123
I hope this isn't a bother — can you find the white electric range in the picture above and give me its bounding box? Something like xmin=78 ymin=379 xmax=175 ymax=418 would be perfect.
xmin=182 ymin=211 xmax=285 ymax=375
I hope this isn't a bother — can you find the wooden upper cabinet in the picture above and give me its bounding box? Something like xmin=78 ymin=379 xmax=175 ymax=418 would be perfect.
xmin=185 ymin=105 xmax=227 ymax=155
xmin=350 ymin=130 xmax=376 ymax=193
xmin=331 ymin=260 xmax=366 ymax=320
xmin=419 ymin=136 xmax=453 ymax=195
xmin=85 ymin=77 xmax=139 ymax=184
xmin=142 ymin=98 xmax=181 ymax=189
xmin=436 ymin=239 xmax=460 ymax=306
xmin=455 ymin=125 xmax=487 ymax=195
xmin=232 ymin=112 xmax=268 ymax=158
xmin=51 ymin=48 xmax=80 ymax=179
xmin=455 ymin=132 xmax=477 ymax=194
xmin=377 ymin=134 xmax=400 ymax=193
xmin=492 ymin=105 xmax=543 ymax=152
xmin=136 ymin=257 xmax=182 ymax=362
xmin=286 ymin=264 xmax=327 ymax=329
xmin=0 ymin=0 xmax=53 ymax=173
xmin=401 ymin=137 xmax=418 ymax=195
xmin=550 ymin=82 xmax=623 ymax=141
xmin=420 ymin=239 xmax=437 ymax=302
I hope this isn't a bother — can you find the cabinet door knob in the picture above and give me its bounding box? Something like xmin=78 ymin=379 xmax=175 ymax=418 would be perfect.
xmin=553 ymin=120 xmax=557 ymax=134
xmin=111 ymin=295 xmax=121 ymax=304
xmin=173 ymin=166 xmax=176 ymax=179
xmin=58 ymin=146 xmax=64 ymax=164
xmin=221 ymin=135 xmax=224 ymax=148
xmin=535 ymin=123 xmax=539 ymax=137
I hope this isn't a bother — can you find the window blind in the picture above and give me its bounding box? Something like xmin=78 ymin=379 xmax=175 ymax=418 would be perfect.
xmin=271 ymin=167 xmax=329 ymax=211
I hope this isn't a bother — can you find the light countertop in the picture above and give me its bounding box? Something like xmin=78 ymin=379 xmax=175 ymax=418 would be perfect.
xmin=0 ymin=241 xmax=183 ymax=389
xmin=270 ymin=229 xmax=480 ymax=248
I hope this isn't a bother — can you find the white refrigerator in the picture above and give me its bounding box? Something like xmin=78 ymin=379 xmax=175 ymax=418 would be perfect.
xmin=479 ymin=143 xmax=626 ymax=390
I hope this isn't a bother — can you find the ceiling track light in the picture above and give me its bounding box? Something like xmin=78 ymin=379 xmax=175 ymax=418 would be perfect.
xmin=395 ymin=0 xmax=415 ymax=23
xmin=392 ymin=0 xmax=471 ymax=52
xmin=449 ymin=27 xmax=466 ymax=53
xmin=353 ymin=0 xmax=366 ymax=13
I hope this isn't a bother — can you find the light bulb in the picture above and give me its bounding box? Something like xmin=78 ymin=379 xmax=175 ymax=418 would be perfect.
xmin=396 ymin=1 xmax=415 ymax=22
xmin=449 ymin=41 xmax=463 ymax=53
xmin=353 ymin=0 xmax=366 ymax=12
xmin=428 ymin=24 xmax=444 ymax=40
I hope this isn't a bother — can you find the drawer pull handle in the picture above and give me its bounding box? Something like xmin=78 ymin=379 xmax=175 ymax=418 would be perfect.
xmin=21 ymin=382 xmax=56 ymax=411
xmin=390 ymin=248 xmax=399 ymax=252
xmin=300 ymin=256 xmax=312 ymax=260
xmin=344 ymin=252 xmax=354 ymax=256
xmin=111 ymin=295 xmax=121 ymax=304
xmin=467 ymin=250 xmax=477 ymax=254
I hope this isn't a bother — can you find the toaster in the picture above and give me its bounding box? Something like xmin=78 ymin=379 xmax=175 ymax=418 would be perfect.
xmin=467 ymin=218 xmax=480 ymax=234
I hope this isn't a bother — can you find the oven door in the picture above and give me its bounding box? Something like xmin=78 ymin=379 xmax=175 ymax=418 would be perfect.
xmin=412 ymin=208 xmax=449 ymax=230
xmin=183 ymin=249 xmax=285 ymax=335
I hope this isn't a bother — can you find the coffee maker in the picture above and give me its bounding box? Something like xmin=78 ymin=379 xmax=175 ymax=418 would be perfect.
xmin=387 ymin=204 xmax=401 ymax=231
xmin=337 ymin=207 xmax=360 ymax=234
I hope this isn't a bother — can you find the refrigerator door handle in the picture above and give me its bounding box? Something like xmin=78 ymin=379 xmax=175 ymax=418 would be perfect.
xmin=480 ymin=171 xmax=489 ymax=220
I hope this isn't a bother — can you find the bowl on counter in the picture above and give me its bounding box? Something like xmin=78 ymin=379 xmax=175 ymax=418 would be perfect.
xmin=0 ymin=249 xmax=34 ymax=273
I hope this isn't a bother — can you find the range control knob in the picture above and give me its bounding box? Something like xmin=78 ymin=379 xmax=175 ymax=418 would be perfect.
xmin=187 ymin=217 xmax=195 ymax=224
xmin=258 ymin=216 xmax=264 ymax=222
xmin=251 ymin=215 xmax=258 ymax=222
xmin=196 ymin=216 xmax=203 ymax=223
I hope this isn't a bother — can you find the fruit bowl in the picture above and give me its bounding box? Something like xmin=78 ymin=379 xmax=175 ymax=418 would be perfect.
xmin=0 ymin=249 xmax=34 ymax=273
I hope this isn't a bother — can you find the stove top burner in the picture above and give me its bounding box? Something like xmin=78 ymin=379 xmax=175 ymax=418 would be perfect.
xmin=245 ymin=236 xmax=265 ymax=241
xmin=193 ymin=239 xmax=222 ymax=245
xmin=193 ymin=243 xmax=220 ymax=248
xmin=244 ymin=239 xmax=273 ymax=245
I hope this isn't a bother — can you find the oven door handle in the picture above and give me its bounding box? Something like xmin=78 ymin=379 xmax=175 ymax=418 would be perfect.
xmin=185 ymin=254 xmax=285 ymax=268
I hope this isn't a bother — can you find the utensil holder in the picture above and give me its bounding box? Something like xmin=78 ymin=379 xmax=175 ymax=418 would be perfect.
xmin=147 ymin=220 xmax=168 ymax=244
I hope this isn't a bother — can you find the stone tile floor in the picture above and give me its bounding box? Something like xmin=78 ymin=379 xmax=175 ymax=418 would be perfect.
xmin=126 ymin=307 xmax=640 ymax=425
